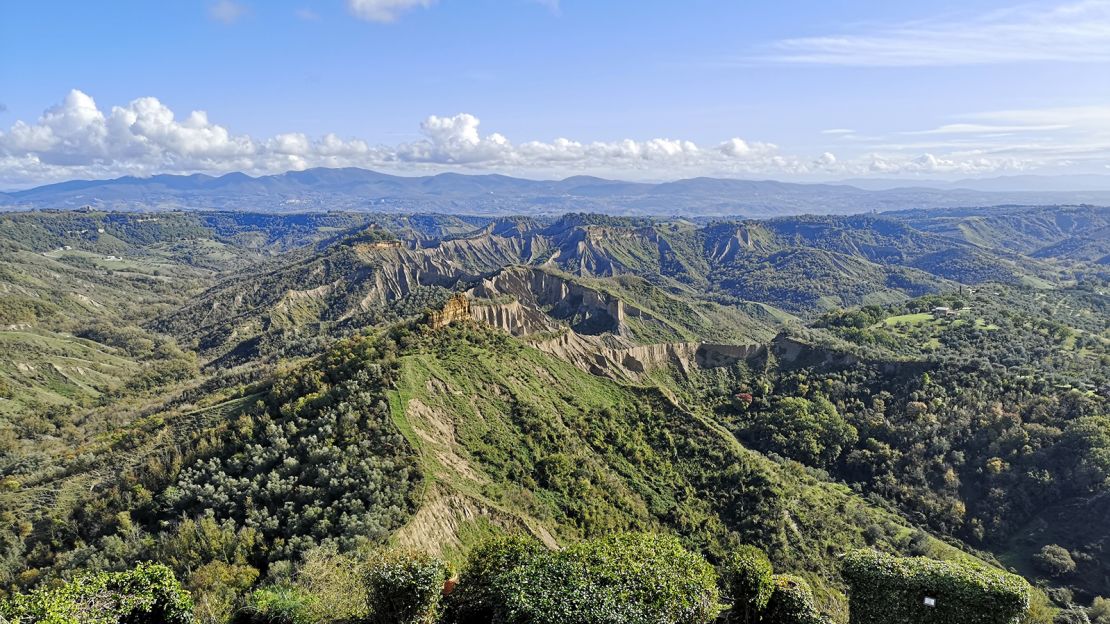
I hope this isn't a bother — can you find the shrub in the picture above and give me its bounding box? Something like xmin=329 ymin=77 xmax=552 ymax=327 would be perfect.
xmin=1033 ymin=545 xmax=1077 ymax=578
xmin=444 ymin=535 xmax=545 ymax=624
xmin=722 ymin=545 xmax=774 ymax=623
xmin=365 ymin=549 xmax=450 ymax=624
xmin=1 ymin=562 xmax=193 ymax=624
xmin=1055 ymin=609 xmax=1092 ymax=624
xmin=487 ymin=532 xmax=722 ymax=624
xmin=237 ymin=585 xmax=318 ymax=624
xmin=842 ymin=549 xmax=1030 ymax=624
xmin=188 ymin=561 xmax=259 ymax=624
xmin=295 ymin=547 xmax=371 ymax=622
xmin=1091 ymin=596 xmax=1110 ymax=624
xmin=763 ymin=574 xmax=824 ymax=624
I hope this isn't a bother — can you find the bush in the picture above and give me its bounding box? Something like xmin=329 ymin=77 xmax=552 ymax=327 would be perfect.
xmin=237 ymin=586 xmax=318 ymax=624
xmin=763 ymin=574 xmax=825 ymax=624
xmin=1091 ymin=597 xmax=1110 ymax=624
xmin=722 ymin=545 xmax=774 ymax=623
xmin=842 ymin=549 xmax=1030 ymax=624
xmin=1 ymin=562 xmax=193 ymax=624
xmin=481 ymin=532 xmax=722 ymax=624
xmin=294 ymin=547 xmax=372 ymax=623
xmin=1033 ymin=545 xmax=1077 ymax=578
xmin=1055 ymin=609 xmax=1092 ymax=624
xmin=365 ymin=549 xmax=450 ymax=624
xmin=444 ymin=535 xmax=546 ymax=624
xmin=188 ymin=561 xmax=259 ymax=624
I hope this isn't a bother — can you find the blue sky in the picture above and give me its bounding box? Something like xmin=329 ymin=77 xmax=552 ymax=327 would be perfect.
xmin=2 ymin=0 xmax=1110 ymax=188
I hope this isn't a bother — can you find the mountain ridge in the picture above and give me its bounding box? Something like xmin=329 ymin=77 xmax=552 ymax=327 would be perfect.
xmin=7 ymin=167 xmax=1110 ymax=217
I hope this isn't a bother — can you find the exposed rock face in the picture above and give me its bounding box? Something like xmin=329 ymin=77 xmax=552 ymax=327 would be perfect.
xmin=470 ymin=266 xmax=627 ymax=335
xmin=427 ymin=294 xmax=471 ymax=329
xmin=522 ymin=331 xmax=763 ymax=381
xmin=461 ymin=265 xmax=768 ymax=381
xmin=469 ymin=299 xmax=562 ymax=336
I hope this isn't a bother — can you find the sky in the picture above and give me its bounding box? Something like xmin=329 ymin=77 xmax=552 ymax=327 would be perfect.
xmin=2 ymin=0 xmax=1110 ymax=189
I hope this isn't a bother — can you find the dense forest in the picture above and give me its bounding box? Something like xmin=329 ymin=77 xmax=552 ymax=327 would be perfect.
xmin=0 ymin=206 xmax=1106 ymax=623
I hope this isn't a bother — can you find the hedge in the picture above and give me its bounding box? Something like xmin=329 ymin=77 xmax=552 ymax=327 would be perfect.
xmin=1 ymin=562 xmax=193 ymax=624
xmin=842 ymin=549 xmax=1030 ymax=624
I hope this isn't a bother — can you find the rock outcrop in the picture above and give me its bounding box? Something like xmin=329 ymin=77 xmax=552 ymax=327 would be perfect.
xmin=426 ymin=294 xmax=471 ymax=329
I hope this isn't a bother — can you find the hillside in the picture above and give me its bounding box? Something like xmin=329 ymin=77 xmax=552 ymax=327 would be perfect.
xmin=6 ymin=167 xmax=1110 ymax=217
xmin=0 ymin=206 xmax=1106 ymax=623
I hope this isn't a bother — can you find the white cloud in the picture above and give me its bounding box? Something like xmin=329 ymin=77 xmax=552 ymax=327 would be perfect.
xmin=902 ymin=123 xmax=1071 ymax=136
xmin=760 ymin=0 xmax=1110 ymax=66
xmin=209 ymin=0 xmax=248 ymax=24
xmin=1 ymin=90 xmax=1104 ymax=188
xmin=295 ymin=8 xmax=320 ymax=21
xmin=347 ymin=0 xmax=434 ymax=22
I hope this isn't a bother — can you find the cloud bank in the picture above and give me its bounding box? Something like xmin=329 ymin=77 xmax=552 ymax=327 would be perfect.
xmin=0 ymin=90 xmax=1098 ymax=189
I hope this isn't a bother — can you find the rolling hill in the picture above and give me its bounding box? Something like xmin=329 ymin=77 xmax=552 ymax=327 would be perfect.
xmin=6 ymin=167 xmax=1110 ymax=217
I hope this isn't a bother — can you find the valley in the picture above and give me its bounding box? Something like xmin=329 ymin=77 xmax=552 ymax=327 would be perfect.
xmin=0 ymin=203 xmax=1106 ymax=623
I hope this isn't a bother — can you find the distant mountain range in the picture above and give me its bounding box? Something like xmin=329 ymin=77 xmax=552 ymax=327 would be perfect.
xmin=4 ymin=168 xmax=1110 ymax=216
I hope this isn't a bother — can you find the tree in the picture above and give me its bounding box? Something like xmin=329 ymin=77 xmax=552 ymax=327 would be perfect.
xmin=1033 ymin=544 xmax=1077 ymax=578
xmin=742 ymin=395 xmax=857 ymax=467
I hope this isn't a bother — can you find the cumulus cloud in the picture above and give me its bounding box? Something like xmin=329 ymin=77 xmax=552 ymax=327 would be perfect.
xmin=0 ymin=89 xmax=1093 ymax=188
xmin=347 ymin=0 xmax=434 ymax=22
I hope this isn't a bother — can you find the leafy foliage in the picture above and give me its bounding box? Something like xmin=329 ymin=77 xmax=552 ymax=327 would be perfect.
xmin=1 ymin=562 xmax=193 ymax=624
xmin=444 ymin=536 xmax=546 ymax=624
xmin=763 ymin=574 xmax=826 ymax=624
xmin=162 ymin=335 xmax=421 ymax=562
xmin=364 ymin=549 xmax=450 ymax=624
xmin=1034 ymin=545 xmax=1078 ymax=578
xmin=467 ymin=533 xmax=722 ymax=624
xmin=721 ymin=544 xmax=775 ymax=623
xmin=842 ymin=549 xmax=1030 ymax=624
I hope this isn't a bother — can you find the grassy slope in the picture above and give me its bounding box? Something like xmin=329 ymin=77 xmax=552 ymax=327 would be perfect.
xmin=383 ymin=323 xmax=1009 ymax=619
xmin=0 ymin=329 xmax=139 ymax=416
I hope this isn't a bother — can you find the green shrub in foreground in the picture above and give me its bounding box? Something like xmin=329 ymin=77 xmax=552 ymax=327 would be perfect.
xmin=365 ymin=549 xmax=450 ymax=624
xmin=722 ymin=545 xmax=775 ymax=624
xmin=482 ymin=532 xmax=722 ymax=624
xmin=1 ymin=562 xmax=193 ymax=624
xmin=444 ymin=535 xmax=546 ymax=624
xmin=237 ymin=585 xmax=319 ymax=624
xmin=763 ymin=574 xmax=826 ymax=624
xmin=842 ymin=549 xmax=1030 ymax=624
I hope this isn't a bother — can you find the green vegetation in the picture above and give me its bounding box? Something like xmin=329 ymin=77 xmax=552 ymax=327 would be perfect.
xmin=477 ymin=533 xmax=721 ymax=624
xmin=0 ymin=206 xmax=1105 ymax=623
xmin=843 ymin=549 xmax=1030 ymax=624
xmin=1 ymin=562 xmax=192 ymax=624
xmin=722 ymin=545 xmax=774 ymax=623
